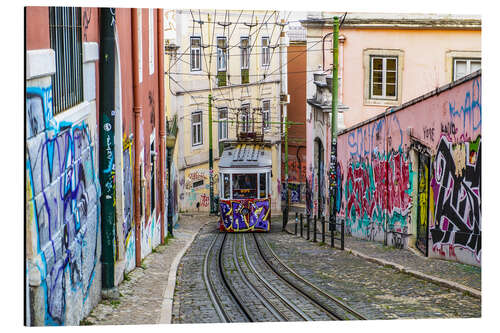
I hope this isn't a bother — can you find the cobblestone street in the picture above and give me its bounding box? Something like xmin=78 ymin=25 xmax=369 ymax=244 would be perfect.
xmin=173 ymin=218 xmax=481 ymax=323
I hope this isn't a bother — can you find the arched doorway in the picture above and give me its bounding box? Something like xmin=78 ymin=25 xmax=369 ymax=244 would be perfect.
xmin=314 ymin=138 xmax=324 ymax=217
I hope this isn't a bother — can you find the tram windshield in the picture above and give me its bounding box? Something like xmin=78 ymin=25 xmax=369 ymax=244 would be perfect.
xmin=233 ymin=174 xmax=257 ymax=199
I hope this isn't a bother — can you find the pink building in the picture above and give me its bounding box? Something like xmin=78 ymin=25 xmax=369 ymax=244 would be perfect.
xmin=301 ymin=13 xmax=481 ymax=234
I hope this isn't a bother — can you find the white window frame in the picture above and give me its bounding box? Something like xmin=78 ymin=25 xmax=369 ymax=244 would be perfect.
xmin=453 ymin=58 xmax=481 ymax=81
xmin=262 ymin=36 xmax=270 ymax=67
xmin=148 ymin=9 xmax=154 ymax=75
xmin=240 ymin=104 xmax=251 ymax=133
xmin=190 ymin=36 xmax=202 ymax=71
xmin=217 ymin=36 xmax=227 ymax=72
xmin=370 ymin=56 xmax=398 ymax=100
xmin=192 ymin=111 xmax=203 ymax=146
xmin=262 ymin=100 xmax=270 ymax=130
xmin=218 ymin=107 xmax=228 ymax=141
xmin=241 ymin=36 xmax=250 ymax=69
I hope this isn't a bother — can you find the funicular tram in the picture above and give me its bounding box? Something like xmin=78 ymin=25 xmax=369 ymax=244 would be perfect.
xmin=218 ymin=133 xmax=272 ymax=232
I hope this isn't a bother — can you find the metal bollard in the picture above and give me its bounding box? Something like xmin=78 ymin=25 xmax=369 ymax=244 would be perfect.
xmin=307 ymin=215 xmax=310 ymax=240
xmin=330 ymin=216 xmax=334 ymax=248
xmin=300 ymin=213 xmax=303 ymax=238
xmin=341 ymin=218 xmax=345 ymax=250
xmin=294 ymin=212 xmax=298 ymax=235
xmin=321 ymin=216 xmax=325 ymax=244
xmin=313 ymin=215 xmax=317 ymax=242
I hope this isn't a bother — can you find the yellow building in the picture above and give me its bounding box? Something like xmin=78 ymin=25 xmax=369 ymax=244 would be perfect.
xmin=166 ymin=10 xmax=289 ymax=214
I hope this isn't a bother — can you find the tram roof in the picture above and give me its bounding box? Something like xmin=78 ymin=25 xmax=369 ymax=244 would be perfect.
xmin=218 ymin=143 xmax=272 ymax=169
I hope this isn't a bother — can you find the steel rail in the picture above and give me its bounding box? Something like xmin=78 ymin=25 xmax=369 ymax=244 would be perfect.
xmin=231 ymin=234 xmax=287 ymax=321
xmin=255 ymin=234 xmax=368 ymax=320
xmin=202 ymin=233 xmax=229 ymax=322
xmin=252 ymin=233 xmax=343 ymax=320
xmin=241 ymin=234 xmax=312 ymax=321
xmin=218 ymin=233 xmax=254 ymax=322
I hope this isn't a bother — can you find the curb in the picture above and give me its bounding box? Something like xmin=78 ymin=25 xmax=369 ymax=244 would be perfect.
xmin=346 ymin=248 xmax=481 ymax=299
xmin=158 ymin=218 xmax=217 ymax=324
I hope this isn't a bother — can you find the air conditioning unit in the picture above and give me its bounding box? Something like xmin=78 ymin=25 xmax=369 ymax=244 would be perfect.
xmin=280 ymin=94 xmax=290 ymax=104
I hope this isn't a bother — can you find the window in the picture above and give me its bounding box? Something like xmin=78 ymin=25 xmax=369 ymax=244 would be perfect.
xmin=49 ymin=7 xmax=83 ymax=115
xmin=192 ymin=111 xmax=202 ymax=146
xmin=190 ymin=37 xmax=201 ymax=71
xmin=217 ymin=37 xmax=227 ymax=72
xmin=370 ymin=56 xmax=397 ymax=99
xmin=232 ymin=174 xmax=257 ymax=199
xmin=262 ymin=37 xmax=270 ymax=66
xmin=218 ymin=107 xmax=228 ymax=141
xmin=454 ymin=58 xmax=481 ymax=81
xmin=262 ymin=100 xmax=270 ymax=130
xmin=241 ymin=37 xmax=250 ymax=69
xmin=148 ymin=9 xmax=154 ymax=75
xmin=240 ymin=104 xmax=251 ymax=133
xmin=259 ymin=173 xmax=267 ymax=198
xmin=222 ymin=174 xmax=230 ymax=199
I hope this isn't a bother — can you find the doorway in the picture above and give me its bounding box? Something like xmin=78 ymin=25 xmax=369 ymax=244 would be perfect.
xmin=416 ymin=152 xmax=430 ymax=256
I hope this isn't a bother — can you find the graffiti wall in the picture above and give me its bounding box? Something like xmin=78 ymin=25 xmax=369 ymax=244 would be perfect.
xmin=337 ymin=72 xmax=481 ymax=266
xmin=26 ymin=80 xmax=101 ymax=325
xmin=122 ymin=136 xmax=135 ymax=272
xmin=219 ymin=198 xmax=270 ymax=232
xmin=179 ymin=165 xmax=219 ymax=212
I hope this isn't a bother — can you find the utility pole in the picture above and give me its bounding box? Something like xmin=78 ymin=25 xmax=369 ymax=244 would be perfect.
xmin=99 ymin=7 xmax=116 ymax=297
xmin=329 ymin=17 xmax=339 ymax=233
xmin=208 ymin=93 xmax=215 ymax=214
xmin=279 ymin=18 xmax=290 ymax=230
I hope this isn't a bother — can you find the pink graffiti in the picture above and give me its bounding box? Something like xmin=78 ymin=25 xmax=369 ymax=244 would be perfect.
xmin=346 ymin=152 xmax=411 ymax=220
xmin=200 ymin=193 xmax=209 ymax=207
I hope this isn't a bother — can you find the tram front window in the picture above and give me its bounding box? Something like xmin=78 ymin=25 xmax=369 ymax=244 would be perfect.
xmin=232 ymin=174 xmax=257 ymax=199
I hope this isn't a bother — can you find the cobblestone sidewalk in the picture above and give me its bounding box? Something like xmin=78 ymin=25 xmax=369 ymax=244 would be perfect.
xmin=283 ymin=220 xmax=481 ymax=296
xmin=82 ymin=214 xmax=214 ymax=326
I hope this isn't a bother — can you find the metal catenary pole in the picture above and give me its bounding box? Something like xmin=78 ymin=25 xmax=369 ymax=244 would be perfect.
xmin=329 ymin=16 xmax=339 ymax=238
xmin=208 ymin=93 xmax=215 ymax=214
xmin=99 ymin=7 xmax=116 ymax=292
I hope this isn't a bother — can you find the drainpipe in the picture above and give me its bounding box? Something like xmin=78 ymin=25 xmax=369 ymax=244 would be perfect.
xmin=99 ymin=7 xmax=117 ymax=295
xmin=157 ymin=9 xmax=166 ymax=243
xmin=132 ymin=8 xmax=143 ymax=267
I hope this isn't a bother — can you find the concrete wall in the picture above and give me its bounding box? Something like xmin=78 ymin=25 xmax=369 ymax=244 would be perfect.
xmin=25 ymin=8 xmax=101 ymax=325
xmin=25 ymin=7 xmax=165 ymax=325
xmin=337 ymin=72 xmax=481 ymax=266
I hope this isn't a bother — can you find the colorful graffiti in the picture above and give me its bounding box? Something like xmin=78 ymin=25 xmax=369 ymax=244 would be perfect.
xmin=344 ymin=150 xmax=413 ymax=241
xmin=26 ymin=85 xmax=100 ymax=325
xmin=219 ymin=198 xmax=270 ymax=232
xmin=430 ymin=136 xmax=481 ymax=262
xmin=122 ymin=136 xmax=135 ymax=272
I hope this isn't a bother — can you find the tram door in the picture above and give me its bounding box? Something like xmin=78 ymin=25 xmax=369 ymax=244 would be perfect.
xmin=416 ymin=153 xmax=430 ymax=256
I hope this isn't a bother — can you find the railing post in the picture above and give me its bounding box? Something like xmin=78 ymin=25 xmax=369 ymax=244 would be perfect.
xmin=313 ymin=215 xmax=317 ymax=242
xmin=307 ymin=215 xmax=310 ymax=240
xmin=294 ymin=212 xmax=298 ymax=235
xmin=331 ymin=219 xmax=334 ymax=248
xmin=341 ymin=218 xmax=344 ymax=250
xmin=321 ymin=216 xmax=325 ymax=244
xmin=300 ymin=213 xmax=303 ymax=238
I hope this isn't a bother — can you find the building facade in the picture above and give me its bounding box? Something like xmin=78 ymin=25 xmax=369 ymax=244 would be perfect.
xmin=25 ymin=7 xmax=166 ymax=325
xmin=300 ymin=12 xmax=481 ymax=234
xmin=337 ymin=71 xmax=481 ymax=266
xmin=168 ymin=10 xmax=288 ymax=213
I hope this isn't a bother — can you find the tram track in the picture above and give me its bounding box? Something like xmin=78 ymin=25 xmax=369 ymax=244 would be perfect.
xmin=253 ymin=233 xmax=368 ymax=321
xmin=202 ymin=231 xmax=366 ymax=323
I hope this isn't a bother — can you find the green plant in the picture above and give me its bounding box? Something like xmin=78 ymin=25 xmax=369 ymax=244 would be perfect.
xmin=110 ymin=300 xmax=121 ymax=308
xmin=123 ymin=272 xmax=130 ymax=281
xmin=80 ymin=318 xmax=94 ymax=326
